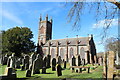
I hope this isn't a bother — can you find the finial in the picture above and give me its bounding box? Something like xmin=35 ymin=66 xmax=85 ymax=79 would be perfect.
xmin=91 ymin=34 xmax=93 ymax=37
xmin=46 ymin=14 xmax=48 ymax=21
xmin=50 ymin=16 xmax=53 ymax=23
xmin=40 ymin=14 xmax=42 ymax=21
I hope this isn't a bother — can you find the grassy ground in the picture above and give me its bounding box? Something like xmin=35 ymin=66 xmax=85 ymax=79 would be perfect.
xmin=0 ymin=63 xmax=103 ymax=80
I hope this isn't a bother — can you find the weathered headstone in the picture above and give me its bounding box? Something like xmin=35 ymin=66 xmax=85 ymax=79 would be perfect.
xmin=42 ymin=67 xmax=46 ymax=74
xmin=21 ymin=65 xmax=25 ymax=71
xmin=52 ymin=58 xmax=56 ymax=71
xmin=98 ymin=57 xmax=103 ymax=66
xmin=56 ymin=64 xmax=62 ymax=76
xmin=37 ymin=54 xmax=43 ymax=69
xmin=29 ymin=64 xmax=33 ymax=71
xmin=23 ymin=55 xmax=29 ymax=70
xmin=3 ymin=54 xmax=8 ymax=65
xmin=26 ymin=69 xmax=31 ymax=77
xmin=58 ymin=56 xmax=62 ymax=65
xmin=78 ymin=55 xmax=81 ymax=66
xmin=72 ymin=56 xmax=76 ymax=66
xmin=81 ymin=59 xmax=85 ymax=66
xmin=76 ymin=55 xmax=81 ymax=66
xmin=64 ymin=61 xmax=66 ymax=68
xmin=43 ymin=57 xmax=47 ymax=67
xmin=32 ymin=54 xmax=42 ymax=74
xmin=10 ymin=54 xmax=16 ymax=68
xmin=30 ymin=53 xmax=37 ymax=65
xmin=25 ymin=63 xmax=29 ymax=70
xmin=46 ymin=54 xmax=51 ymax=68
xmin=15 ymin=59 xmax=21 ymax=68
xmin=4 ymin=67 xmax=16 ymax=78
xmin=7 ymin=56 xmax=11 ymax=67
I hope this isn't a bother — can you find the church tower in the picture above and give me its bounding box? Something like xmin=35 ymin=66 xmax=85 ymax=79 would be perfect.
xmin=38 ymin=14 xmax=52 ymax=45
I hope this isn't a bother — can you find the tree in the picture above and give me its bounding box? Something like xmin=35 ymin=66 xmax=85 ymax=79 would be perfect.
xmin=105 ymin=37 xmax=119 ymax=53
xmin=67 ymin=0 xmax=120 ymax=39
xmin=2 ymin=27 xmax=35 ymax=56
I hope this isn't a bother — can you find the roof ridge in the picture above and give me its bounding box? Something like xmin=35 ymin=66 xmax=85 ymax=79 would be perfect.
xmin=51 ymin=37 xmax=89 ymax=41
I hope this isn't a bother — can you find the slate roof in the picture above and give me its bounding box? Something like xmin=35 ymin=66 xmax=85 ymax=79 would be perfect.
xmin=43 ymin=37 xmax=91 ymax=47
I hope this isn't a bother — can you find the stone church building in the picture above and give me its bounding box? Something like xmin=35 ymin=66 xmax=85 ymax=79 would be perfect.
xmin=38 ymin=15 xmax=97 ymax=64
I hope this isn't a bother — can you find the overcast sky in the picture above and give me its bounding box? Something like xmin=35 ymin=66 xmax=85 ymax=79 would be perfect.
xmin=0 ymin=2 xmax=118 ymax=53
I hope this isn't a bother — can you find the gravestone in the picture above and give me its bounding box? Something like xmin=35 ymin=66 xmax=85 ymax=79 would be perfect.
xmin=15 ymin=59 xmax=21 ymax=68
xmin=42 ymin=57 xmax=47 ymax=74
xmin=78 ymin=55 xmax=81 ymax=66
xmin=58 ymin=56 xmax=62 ymax=65
xmin=42 ymin=67 xmax=46 ymax=74
xmin=30 ymin=53 xmax=37 ymax=65
xmin=37 ymin=54 xmax=43 ymax=69
xmin=43 ymin=57 xmax=47 ymax=67
xmin=23 ymin=55 xmax=29 ymax=70
xmin=52 ymin=58 xmax=56 ymax=71
xmin=56 ymin=64 xmax=62 ymax=76
xmin=32 ymin=54 xmax=42 ymax=74
xmin=72 ymin=56 xmax=76 ymax=66
xmin=4 ymin=67 xmax=16 ymax=78
xmin=26 ymin=69 xmax=31 ymax=77
xmin=25 ymin=63 xmax=29 ymax=70
xmin=81 ymin=59 xmax=85 ymax=66
xmin=64 ymin=61 xmax=66 ymax=68
xmin=76 ymin=55 xmax=81 ymax=66
xmin=46 ymin=54 xmax=51 ymax=68
xmin=10 ymin=54 xmax=16 ymax=68
xmin=98 ymin=57 xmax=103 ymax=66
xmin=21 ymin=65 xmax=25 ymax=71
xmin=7 ymin=56 xmax=11 ymax=67
xmin=29 ymin=64 xmax=33 ymax=71
xmin=3 ymin=54 xmax=8 ymax=65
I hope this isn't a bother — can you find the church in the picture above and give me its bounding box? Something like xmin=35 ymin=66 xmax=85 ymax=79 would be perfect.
xmin=37 ymin=15 xmax=97 ymax=64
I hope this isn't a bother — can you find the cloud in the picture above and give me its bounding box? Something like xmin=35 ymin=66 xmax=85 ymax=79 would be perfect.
xmin=92 ymin=19 xmax=118 ymax=29
xmin=0 ymin=10 xmax=23 ymax=25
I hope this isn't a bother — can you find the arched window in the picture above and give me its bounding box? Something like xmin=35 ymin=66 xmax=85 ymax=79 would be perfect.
xmin=80 ymin=47 xmax=85 ymax=59
xmin=51 ymin=48 xmax=55 ymax=59
xmin=60 ymin=48 xmax=64 ymax=59
xmin=69 ymin=48 xmax=73 ymax=58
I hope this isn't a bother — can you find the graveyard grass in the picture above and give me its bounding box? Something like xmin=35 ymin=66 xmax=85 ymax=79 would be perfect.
xmin=0 ymin=63 xmax=103 ymax=80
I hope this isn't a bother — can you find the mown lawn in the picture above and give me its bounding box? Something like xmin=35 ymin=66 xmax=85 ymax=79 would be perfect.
xmin=0 ymin=63 xmax=103 ymax=80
